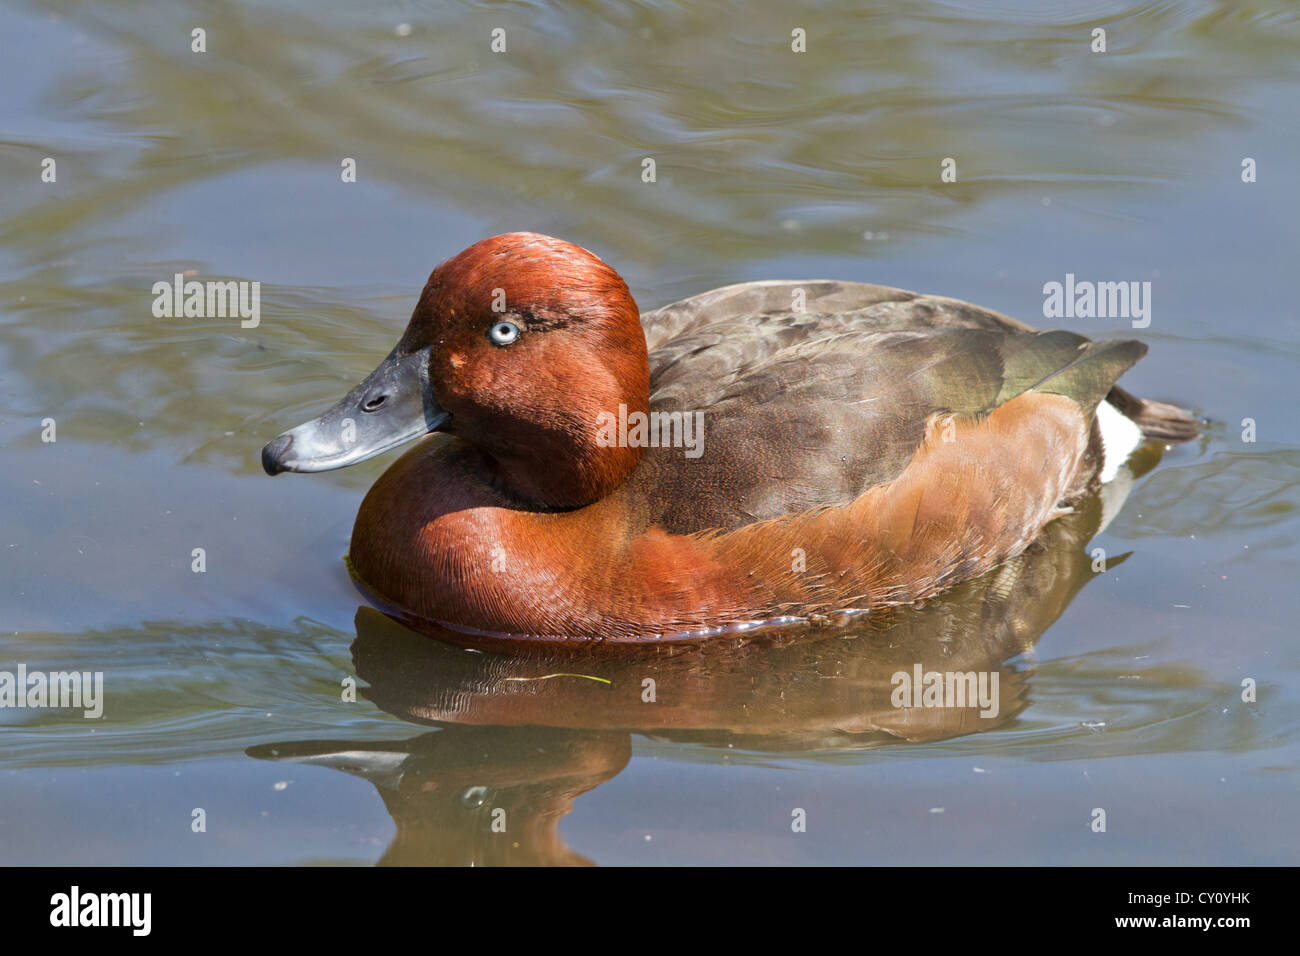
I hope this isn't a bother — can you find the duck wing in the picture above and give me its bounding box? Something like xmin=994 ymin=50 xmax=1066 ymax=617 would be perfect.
xmin=634 ymin=280 xmax=1145 ymax=533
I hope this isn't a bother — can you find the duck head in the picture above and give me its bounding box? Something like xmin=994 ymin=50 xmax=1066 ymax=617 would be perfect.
xmin=261 ymin=233 xmax=650 ymax=508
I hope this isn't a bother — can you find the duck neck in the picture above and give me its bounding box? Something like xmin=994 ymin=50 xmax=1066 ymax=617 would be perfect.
xmin=472 ymin=377 xmax=650 ymax=510
xmin=488 ymin=433 xmax=643 ymax=509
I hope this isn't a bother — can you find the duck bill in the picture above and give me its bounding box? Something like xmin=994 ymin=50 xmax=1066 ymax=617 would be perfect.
xmin=261 ymin=345 xmax=447 ymax=475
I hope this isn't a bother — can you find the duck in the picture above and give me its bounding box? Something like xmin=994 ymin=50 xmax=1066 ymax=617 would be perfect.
xmin=261 ymin=232 xmax=1198 ymax=643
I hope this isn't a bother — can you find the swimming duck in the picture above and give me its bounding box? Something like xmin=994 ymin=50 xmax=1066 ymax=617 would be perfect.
xmin=261 ymin=232 xmax=1197 ymax=642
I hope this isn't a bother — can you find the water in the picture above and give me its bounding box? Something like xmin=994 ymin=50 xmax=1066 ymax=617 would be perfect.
xmin=1 ymin=0 xmax=1297 ymax=864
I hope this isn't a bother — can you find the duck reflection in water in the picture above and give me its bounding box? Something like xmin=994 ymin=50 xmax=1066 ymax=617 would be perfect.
xmin=249 ymin=450 xmax=1161 ymax=864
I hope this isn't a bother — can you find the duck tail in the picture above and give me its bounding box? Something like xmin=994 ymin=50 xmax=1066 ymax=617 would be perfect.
xmin=1105 ymin=385 xmax=1201 ymax=442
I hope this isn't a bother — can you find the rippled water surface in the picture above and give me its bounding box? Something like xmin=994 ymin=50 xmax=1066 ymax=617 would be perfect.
xmin=1 ymin=0 xmax=1298 ymax=864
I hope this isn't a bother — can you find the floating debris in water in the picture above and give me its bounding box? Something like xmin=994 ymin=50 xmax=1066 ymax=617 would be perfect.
xmin=501 ymin=673 xmax=611 ymax=685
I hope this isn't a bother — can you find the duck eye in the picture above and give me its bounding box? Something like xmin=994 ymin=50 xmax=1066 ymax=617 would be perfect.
xmin=488 ymin=320 xmax=520 ymax=346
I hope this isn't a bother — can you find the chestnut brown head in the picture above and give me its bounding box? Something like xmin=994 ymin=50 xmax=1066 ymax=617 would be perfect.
xmin=262 ymin=233 xmax=649 ymax=508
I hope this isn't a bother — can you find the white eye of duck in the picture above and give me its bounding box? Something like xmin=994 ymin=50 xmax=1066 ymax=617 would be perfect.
xmin=488 ymin=320 xmax=521 ymax=346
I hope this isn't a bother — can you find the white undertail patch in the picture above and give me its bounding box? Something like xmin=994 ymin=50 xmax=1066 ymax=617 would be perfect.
xmin=1095 ymin=399 xmax=1143 ymax=484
